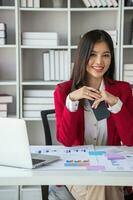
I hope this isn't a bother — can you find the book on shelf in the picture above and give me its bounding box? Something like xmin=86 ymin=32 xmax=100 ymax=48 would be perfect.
xmin=64 ymin=50 xmax=69 ymax=80
xmin=21 ymin=0 xmax=27 ymax=7
xmin=100 ymin=0 xmax=107 ymax=7
xmin=124 ymin=76 xmax=133 ymax=84
xmin=94 ymin=0 xmax=102 ymax=7
xmin=124 ymin=64 xmax=133 ymax=70
xmin=22 ymin=39 xmax=58 ymax=46
xmin=106 ymin=30 xmax=117 ymax=45
xmin=0 ymin=94 xmax=13 ymax=103
xmin=106 ymin=0 xmax=113 ymax=7
xmin=111 ymin=0 xmax=118 ymax=7
xmin=124 ymin=70 xmax=133 ymax=76
xmin=22 ymin=32 xmax=58 ymax=40
xmin=27 ymin=0 xmax=34 ymax=8
xmin=55 ymin=50 xmax=60 ymax=80
xmin=0 ymin=104 xmax=7 ymax=111
xmin=0 ymin=30 xmax=5 ymax=38
xmin=0 ymin=23 xmax=6 ymax=30
xmin=88 ymin=0 xmax=97 ymax=7
xmin=43 ymin=52 xmax=50 ymax=81
xmin=49 ymin=50 xmax=55 ymax=80
xmin=24 ymin=97 xmax=54 ymax=104
xmin=23 ymin=104 xmax=55 ymax=111
xmin=82 ymin=0 xmax=91 ymax=7
xmin=0 ymin=38 xmax=5 ymax=45
xmin=0 ymin=111 xmax=7 ymax=117
xmin=24 ymin=90 xmax=54 ymax=97
xmin=24 ymin=110 xmax=54 ymax=118
xmin=34 ymin=0 xmax=40 ymax=8
xmin=23 ymin=111 xmax=41 ymax=118
xmin=59 ymin=50 xmax=64 ymax=80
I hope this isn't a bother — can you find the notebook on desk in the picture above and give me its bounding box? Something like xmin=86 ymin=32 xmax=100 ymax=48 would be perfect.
xmin=0 ymin=118 xmax=59 ymax=169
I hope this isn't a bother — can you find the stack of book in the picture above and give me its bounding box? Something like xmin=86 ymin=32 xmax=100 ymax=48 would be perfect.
xmin=124 ymin=64 xmax=133 ymax=84
xmin=43 ymin=50 xmax=69 ymax=81
xmin=22 ymin=32 xmax=58 ymax=46
xmin=0 ymin=23 xmax=6 ymax=45
xmin=21 ymin=0 xmax=40 ymax=8
xmin=81 ymin=29 xmax=117 ymax=46
xmin=0 ymin=94 xmax=13 ymax=117
xmin=106 ymin=30 xmax=117 ymax=46
xmin=23 ymin=89 xmax=55 ymax=118
xmin=82 ymin=0 xmax=118 ymax=8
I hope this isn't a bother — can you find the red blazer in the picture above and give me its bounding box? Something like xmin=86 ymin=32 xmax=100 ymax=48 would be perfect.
xmin=54 ymin=79 xmax=133 ymax=147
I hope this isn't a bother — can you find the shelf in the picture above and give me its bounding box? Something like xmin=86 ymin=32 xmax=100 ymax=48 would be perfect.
xmin=124 ymin=7 xmax=133 ymax=10
xmin=20 ymin=8 xmax=68 ymax=12
xmin=21 ymin=45 xmax=68 ymax=49
xmin=0 ymin=45 xmax=16 ymax=48
xmin=0 ymin=81 xmax=16 ymax=85
xmin=22 ymin=81 xmax=61 ymax=86
xmin=0 ymin=6 xmax=15 ymax=10
xmin=70 ymin=8 xmax=119 ymax=11
xmin=123 ymin=45 xmax=133 ymax=48
xmin=24 ymin=115 xmax=55 ymax=121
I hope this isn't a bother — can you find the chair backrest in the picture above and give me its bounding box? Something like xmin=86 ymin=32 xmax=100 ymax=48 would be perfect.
xmin=41 ymin=109 xmax=55 ymax=145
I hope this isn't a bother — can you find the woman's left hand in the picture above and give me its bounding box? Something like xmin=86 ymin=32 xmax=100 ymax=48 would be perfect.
xmin=92 ymin=90 xmax=119 ymax=109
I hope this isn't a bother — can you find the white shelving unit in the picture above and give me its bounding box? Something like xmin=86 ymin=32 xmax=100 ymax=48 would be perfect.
xmin=0 ymin=1 xmax=133 ymax=199
xmin=0 ymin=0 xmax=129 ymax=145
xmin=0 ymin=0 xmax=19 ymax=119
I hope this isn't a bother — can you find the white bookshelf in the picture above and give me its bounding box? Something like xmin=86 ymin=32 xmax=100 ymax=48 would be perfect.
xmin=0 ymin=0 xmax=131 ymax=139
xmin=0 ymin=0 xmax=19 ymax=119
xmin=0 ymin=0 xmax=132 ymax=199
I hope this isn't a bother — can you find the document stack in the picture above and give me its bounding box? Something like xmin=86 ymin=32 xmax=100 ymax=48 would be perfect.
xmin=0 ymin=94 xmax=13 ymax=117
xmin=43 ymin=50 xmax=69 ymax=81
xmin=82 ymin=0 xmax=118 ymax=8
xmin=23 ymin=89 xmax=55 ymax=118
xmin=124 ymin=64 xmax=133 ymax=84
xmin=22 ymin=32 xmax=58 ymax=46
xmin=0 ymin=23 xmax=6 ymax=45
xmin=106 ymin=30 xmax=117 ymax=46
xmin=21 ymin=0 xmax=40 ymax=8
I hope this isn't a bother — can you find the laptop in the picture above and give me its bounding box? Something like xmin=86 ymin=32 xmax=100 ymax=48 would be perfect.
xmin=0 ymin=118 xmax=60 ymax=169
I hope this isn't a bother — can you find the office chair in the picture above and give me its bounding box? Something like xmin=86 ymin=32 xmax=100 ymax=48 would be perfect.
xmin=41 ymin=109 xmax=55 ymax=200
xmin=41 ymin=109 xmax=75 ymax=200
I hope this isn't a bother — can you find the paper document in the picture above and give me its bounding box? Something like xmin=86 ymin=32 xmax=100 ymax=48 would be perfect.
xmin=30 ymin=145 xmax=133 ymax=171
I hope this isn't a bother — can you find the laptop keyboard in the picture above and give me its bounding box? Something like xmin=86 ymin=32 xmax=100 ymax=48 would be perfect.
xmin=32 ymin=158 xmax=46 ymax=165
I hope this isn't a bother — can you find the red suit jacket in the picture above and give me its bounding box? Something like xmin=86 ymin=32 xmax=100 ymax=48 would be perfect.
xmin=54 ymin=79 xmax=133 ymax=147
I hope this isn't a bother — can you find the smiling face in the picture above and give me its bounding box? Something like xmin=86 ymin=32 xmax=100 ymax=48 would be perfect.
xmin=86 ymin=41 xmax=111 ymax=81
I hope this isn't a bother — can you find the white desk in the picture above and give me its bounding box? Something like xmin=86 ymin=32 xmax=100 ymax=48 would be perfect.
xmin=0 ymin=145 xmax=133 ymax=186
xmin=0 ymin=166 xmax=133 ymax=186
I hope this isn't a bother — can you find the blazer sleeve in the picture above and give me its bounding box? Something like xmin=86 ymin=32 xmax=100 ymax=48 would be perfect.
xmin=54 ymin=84 xmax=83 ymax=146
xmin=112 ymin=82 xmax=133 ymax=146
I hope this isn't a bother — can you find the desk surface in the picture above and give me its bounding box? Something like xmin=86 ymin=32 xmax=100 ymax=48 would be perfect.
xmin=1 ymin=145 xmax=133 ymax=186
xmin=0 ymin=166 xmax=133 ymax=186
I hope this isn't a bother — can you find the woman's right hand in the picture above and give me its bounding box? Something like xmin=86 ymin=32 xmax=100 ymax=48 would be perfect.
xmin=69 ymin=86 xmax=101 ymax=101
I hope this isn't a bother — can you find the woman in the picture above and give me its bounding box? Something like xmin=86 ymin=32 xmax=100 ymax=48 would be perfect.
xmin=54 ymin=29 xmax=133 ymax=200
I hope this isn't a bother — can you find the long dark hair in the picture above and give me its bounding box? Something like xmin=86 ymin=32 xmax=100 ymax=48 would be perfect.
xmin=71 ymin=29 xmax=115 ymax=91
